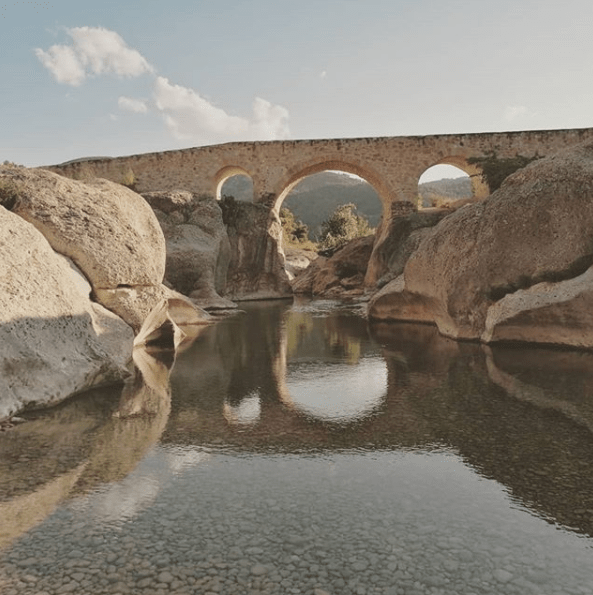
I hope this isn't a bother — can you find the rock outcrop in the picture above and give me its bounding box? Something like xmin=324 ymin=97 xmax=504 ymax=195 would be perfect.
xmin=221 ymin=198 xmax=292 ymax=300
xmin=365 ymin=207 xmax=451 ymax=288
xmin=368 ymin=139 xmax=593 ymax=349
xmin=284 ymin=247 xmax=317 ymax=280
xmin=292 ymin=234 xmax=374 ymax=298
xmin=0 ymin=206 xmax=133 ymax=420
xmin=1 ymin=167 xmax=208 ymax=333
xmin=0 ymin=166 xmax=212 ymax=419
xmin=142 ymin=191 xmax=235 ymax=310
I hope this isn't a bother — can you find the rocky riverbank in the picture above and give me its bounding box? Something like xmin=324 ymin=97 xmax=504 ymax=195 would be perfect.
xmin=367 ymin=139 xmax=593 ymax=350
xmin=0 ymin=166 xmax=211 ymax=421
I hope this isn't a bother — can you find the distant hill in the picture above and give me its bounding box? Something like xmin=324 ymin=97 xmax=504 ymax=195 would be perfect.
xmin=222 ymin=172 xmax=473 ymax=240
xmin=418 ymin=177 xmax=472 ymax=207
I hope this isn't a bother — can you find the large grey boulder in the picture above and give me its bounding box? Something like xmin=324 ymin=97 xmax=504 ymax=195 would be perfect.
xmin=6 ymin=169 xmax=165 ymax=288
xmin=369 ymin=140 xmax=593 ymax=348
xmin=142 ymin=191 xmax=235 ymax=310
xmin=0 ymin=206 xmax=133 ymax=421
xmin=482 ymin=265 xmax=593 ymax=349
xmin=1 ymin=167 xmax=206 ymax=332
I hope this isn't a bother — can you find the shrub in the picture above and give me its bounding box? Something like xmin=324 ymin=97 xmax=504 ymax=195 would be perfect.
xmin=280 ymin=207 xmax=311 ymax=248
xmin=317 ymin=203 xmax=373 ymax=254
xmin=121 ymin=167 xmax=136 ymax=190
xmin=0 ymin=178 xmax=21 ymax=210
xmin=468 ymin=151 xmax=541 ymax=192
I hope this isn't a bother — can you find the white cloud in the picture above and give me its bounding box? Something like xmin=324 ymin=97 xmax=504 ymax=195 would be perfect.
xmin=153 ymin=77 xmax=290 ymax=143
xmin=35 ymin=44 xmax=86 ymax=86
xmin=118 ymin=96 xmax=149 ymax=114
xmin=36 ymin=26 xmax=153 ymax=86
xmin=504 ymin=105 xmax=529 ymax=121
xmin=36 ymin=27 xmax=289 ymax=144
xmin=320 ymin=70 xmax=327 ymax=79
xmin=251 ymin=97 xmax=290 ymax=140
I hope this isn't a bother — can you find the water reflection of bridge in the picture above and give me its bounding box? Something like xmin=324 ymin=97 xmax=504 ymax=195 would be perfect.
xmin=163 ymin=301 xmax=593 ymax=537
xmin=3 ymin=300 xmax=593 ymax=548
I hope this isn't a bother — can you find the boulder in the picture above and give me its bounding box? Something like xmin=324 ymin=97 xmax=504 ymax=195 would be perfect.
xmin=4 ymin=168 xmax=165 ymax=289
xmin=142 ymin=191 xmax=235 ymax=310
xmin=95 ymin=285 xmax=210 ymax=334
xmin=369 ymin=139 xmax=593 ymax=347
xmin=292 ymin=235 xmax=374 ymax=298
xmin=0 ymin=206 xmax=133 ymax=420
xmin=221 ymin=198 xmax=292 ymax=300
xmin=365 ymin=206 xmax=450 ymax=287
xmin=482 ymin=265 xmax=593 ymax=349
xmin=0 ymin=167 xmax=205 ymax=331
xmin=284 ymin=247 xmax=317 ymax=280
xmin=367 ymin=274 xmax=436 ymax=323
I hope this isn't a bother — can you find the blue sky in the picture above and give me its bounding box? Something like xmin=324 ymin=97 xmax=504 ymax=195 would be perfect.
xmin=2 ymin=0 xmax=593 ymax=178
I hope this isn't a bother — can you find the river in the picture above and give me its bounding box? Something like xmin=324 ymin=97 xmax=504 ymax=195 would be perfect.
xmin=1 ymin=298 xmax=593 ymax=595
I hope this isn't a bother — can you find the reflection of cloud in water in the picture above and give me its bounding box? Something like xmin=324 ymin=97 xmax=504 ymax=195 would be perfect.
xmin=69 ymin=447 xmax=211 ymax=523
xmin=164 ymin=446 xmax=212 ymax=473
xmin=287 ymin=356 xmax=387 ymax=421
xmin=71 ymin=474 xmax=161 ymax=523
xmin=223 ymin=392 xmax=261 ymax=426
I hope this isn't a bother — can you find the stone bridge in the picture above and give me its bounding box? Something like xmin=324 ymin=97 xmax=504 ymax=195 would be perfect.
xmin=48 ymin=127 xmax=593 ymax=294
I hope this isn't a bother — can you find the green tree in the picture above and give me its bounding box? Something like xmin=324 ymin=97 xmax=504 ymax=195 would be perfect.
xmin=280 ymin=207 xmax=309 ymax=243
xmin=318 ymin=203 xmax=373 ymax=254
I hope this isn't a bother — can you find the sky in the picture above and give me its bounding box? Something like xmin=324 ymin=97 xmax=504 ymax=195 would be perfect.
xmin=1 ymin=0 xmax=593 ymax=182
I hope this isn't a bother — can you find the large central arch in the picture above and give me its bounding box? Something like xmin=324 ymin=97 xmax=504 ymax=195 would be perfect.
xmin=273 ymin=158 xmax=399 ymax=218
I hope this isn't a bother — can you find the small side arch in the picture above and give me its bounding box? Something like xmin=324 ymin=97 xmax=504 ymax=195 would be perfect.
xmin=215 ymin=165 xmax=255 ymax=201
xmin=418 ymin=156 xmax=489 ymax=201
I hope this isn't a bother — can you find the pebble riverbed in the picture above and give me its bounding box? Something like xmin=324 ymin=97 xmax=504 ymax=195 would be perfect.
xmin=2 ymin=447 xmax=593 ymax=595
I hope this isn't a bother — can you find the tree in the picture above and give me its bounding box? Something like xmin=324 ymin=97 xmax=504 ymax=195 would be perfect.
xmin=280 ymin=207 xmax=309 ymax=244
xmin=317 ymin=203 xmax=373 ymax=254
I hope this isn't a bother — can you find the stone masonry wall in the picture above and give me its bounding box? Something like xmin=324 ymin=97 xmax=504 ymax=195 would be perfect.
xmin=47 ymin=128 xmax=593 ymax=210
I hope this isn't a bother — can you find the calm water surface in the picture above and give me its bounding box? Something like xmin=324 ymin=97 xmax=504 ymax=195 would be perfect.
xmin=1 ymin=298 xmax=593 ymax=595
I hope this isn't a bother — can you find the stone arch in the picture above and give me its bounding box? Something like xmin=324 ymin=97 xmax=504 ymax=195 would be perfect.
xmin=418 ymin=155 xmax=489 ymax=200
xmin=274 ymin=159 xmax=399 ymax=216
xmin=215 ymin=166 xmax=255 ymax=201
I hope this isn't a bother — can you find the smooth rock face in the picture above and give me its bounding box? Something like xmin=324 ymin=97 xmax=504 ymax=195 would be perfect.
xmin=142 ymin=192 xmax=235 ymax=310
xmin=365 ymin=207 xmax=450 ymax=287
xmin=5 ymin=168 xmax=166 ymax=289
xmin=369 ymin=139 xmax=593 ymax=347
xmin=292 ymin=235 xmax=374 ymax=298
xmin=0 ymin=207 xmax=133 ymax=420
xmin=482 ymin=265 xmax=593 ymax=348
xmin=367 ymin=275 xmax=436 ymax=324
xmin=222 ymin=200 xmax=292 ymax=300
xmin=0 ymin=167 xmax=208 ymax=332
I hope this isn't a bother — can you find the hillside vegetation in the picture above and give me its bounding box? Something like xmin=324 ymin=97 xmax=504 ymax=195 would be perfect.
xmin=222 ymin=171 xmax=472 ymax=240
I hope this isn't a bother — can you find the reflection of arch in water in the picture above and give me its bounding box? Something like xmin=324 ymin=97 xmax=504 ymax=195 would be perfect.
xmin=284 ymin=355 xmax=388 ymax=422
xmin=223 ymin=391 xmax=262 ymax=426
